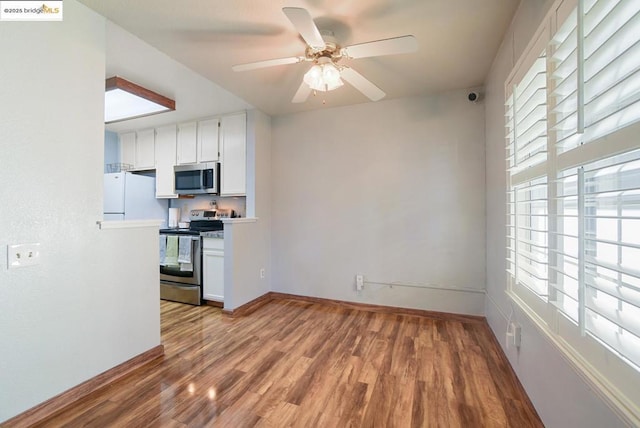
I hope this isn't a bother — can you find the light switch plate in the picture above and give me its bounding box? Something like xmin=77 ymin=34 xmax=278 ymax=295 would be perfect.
xmin=7 ymin=243 xmax=41 ymax=269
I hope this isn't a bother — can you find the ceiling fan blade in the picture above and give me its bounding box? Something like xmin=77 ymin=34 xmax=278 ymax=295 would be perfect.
xmin=292 ymin=81 xmax=312 ymax=103
xmin=341 ymin=67 xmax=386 ymax=101
xmin=342 ymin=35 xmax=418 ymax=59
xmin=232 ymin=56 xmax=301 ymax=72
xmin=282 ymin=7 xmax=326 ymax=50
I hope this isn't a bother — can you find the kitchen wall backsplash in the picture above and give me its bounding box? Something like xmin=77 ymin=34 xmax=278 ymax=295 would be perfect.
xmin=169 ymin=195 xmax=246 ymax=220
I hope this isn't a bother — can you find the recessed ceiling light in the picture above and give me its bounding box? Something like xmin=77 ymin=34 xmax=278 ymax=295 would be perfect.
xmin=105 ymin=76 xmax=175 ymax=123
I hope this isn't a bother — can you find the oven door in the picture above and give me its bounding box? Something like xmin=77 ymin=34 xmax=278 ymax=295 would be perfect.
xmin=160 ymin=235 xmax=202 ymax=286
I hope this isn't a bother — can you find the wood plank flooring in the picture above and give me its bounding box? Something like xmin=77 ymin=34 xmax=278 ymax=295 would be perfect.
xmin=34 ymin=299 xmax=542 ymax=427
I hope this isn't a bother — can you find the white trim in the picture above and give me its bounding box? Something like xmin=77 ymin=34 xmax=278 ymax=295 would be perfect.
xmin=556 ymin=120 xmax=640 ymax=171
xmin=506 ymin=23 xmax=551 ymax=89
xmin=576 ymin=0 xmax=585 ymax=134
xmin=221 ymin=217 xmax=258 ymax=224
xmin=554 ymin=0 xmax=578 ymax=30
xmin=97 ymin=219 xmax=163 ymax=230
xmin=486 ymin=290 xmax=511 ymax=321
xmin=511 ymin=162 xmax=547 ymax=186
xmin=506 ymin=290 xmax=640 ymax=427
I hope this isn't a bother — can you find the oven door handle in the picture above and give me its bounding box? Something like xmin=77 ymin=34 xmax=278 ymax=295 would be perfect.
xmin=160 ymin=235 xmax=200 ymax=241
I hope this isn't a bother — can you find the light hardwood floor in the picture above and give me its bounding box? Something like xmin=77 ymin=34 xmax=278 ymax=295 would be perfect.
xmin=35 ymin=298 xmax=542 ymax=427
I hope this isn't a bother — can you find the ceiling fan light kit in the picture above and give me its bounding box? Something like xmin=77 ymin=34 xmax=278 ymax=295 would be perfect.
xmin=232 ymin=7 xmax=418 ymax=104
xmin=303 ymin=58 xmax=344 ymax=92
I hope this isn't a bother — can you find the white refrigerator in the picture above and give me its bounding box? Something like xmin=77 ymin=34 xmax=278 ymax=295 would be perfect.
xmin=103 ymin=172 xmax=168 ymax=225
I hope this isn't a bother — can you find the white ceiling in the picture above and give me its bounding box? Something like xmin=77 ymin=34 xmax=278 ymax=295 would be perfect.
xmin=80 ymin=0 xmax=521 ymax=117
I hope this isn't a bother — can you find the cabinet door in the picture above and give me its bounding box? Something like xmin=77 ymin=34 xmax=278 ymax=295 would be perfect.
xmin=176 ymin=122 xmax=197 ymax=165
xmin=203 ymin=248 xmax=224 ymax=301
xmin=155 ymin=125 xmax=177 ymax=198
xmin=220 ymin=112 xmax=246 ymax=196
xmin=198 ymin=118 xmax=220 ymax=162
xmin=120 ymin=132 xmax=136 ymax=169
xmin=135 ymin=129 xmax=155 ymax=169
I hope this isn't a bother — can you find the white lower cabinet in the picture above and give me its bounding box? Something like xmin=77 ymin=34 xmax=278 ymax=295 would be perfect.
xmin=202 ymin=238 xmax=224 ymax=302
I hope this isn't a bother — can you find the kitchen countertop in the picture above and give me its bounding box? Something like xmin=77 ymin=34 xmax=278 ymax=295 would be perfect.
xmin=221 ymin=217 xmax=258 ymax=224
xmin=98 ymin=219 xmax=164 ymax=230
xmin=200 ymin=230 xmax=224 ymax=238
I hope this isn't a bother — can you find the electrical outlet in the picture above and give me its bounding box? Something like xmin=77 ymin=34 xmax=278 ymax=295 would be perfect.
xmin=260 ymin=268 xmax=265 ymax=279
xmin=356 ymin=274 xmax=364 ymax=291
xmin=506 ymin=322 xmax=522 ymax=349
xmin=512 ymin=324 xmax=522 ymax=348
xmin=7 ymin=243 xmax=41 ymax=269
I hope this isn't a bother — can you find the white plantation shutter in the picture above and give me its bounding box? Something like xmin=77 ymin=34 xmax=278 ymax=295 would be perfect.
xmin=551 ymin=169 xmax=581 ymax=322
xmin=506 ymin=46 xmax=549 ymax=304
xmin=583 ymin=149 xmax=640 ymax=369
xmin=553 ymin=151 xmax=640 ymax=371
xmin=506 ymin=93 xmax=516 ymax=172
xmin=506 ymin=0 xmax=640 ymax=422
xmin=582 ymin=0 xmax=640 ymax=143
xmin=507 ymin=185 xmax=516 ymax=278
xmin=514 ymin=178 xmax=549 ymax=297
xmin=551 ymin=9 xmax=580 ymax=153
xmin=507 ymin=52 xmax=548 ymax=173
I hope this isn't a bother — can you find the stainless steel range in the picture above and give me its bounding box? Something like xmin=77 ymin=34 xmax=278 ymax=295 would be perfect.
xmin=159 ymin=209 xmax=231 ymax=305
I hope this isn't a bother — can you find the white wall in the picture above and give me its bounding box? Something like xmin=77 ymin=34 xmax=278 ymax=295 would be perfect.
xmin=0 ymin=1 xmax=161 ymax=422
xmin=484 ymin=0 xmax=626 ymax=426
xmin=271 ymin=93 xmax=486 ymax=315
xmin=104 ymin=130 xmax=119 ymax=172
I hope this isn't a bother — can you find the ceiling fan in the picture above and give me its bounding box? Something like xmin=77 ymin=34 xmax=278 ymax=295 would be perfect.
xmin=232 ymin=7 xmax=418 ymax=103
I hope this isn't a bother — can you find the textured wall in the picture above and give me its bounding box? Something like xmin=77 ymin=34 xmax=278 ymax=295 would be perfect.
xmin=271 ymin=92 xmax=486 ymax=315
xmin=0 ymin=1 xmax=160 ymax=421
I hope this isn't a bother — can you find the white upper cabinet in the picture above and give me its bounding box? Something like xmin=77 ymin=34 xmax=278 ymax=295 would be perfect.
xmin=176 ymin=119 xmax=220 ymax=165
xmin=176 ymin=122 xmax=197 ymax=165
xmin=155 ymin=124 xmax=177 ymax=198
xmin=135 ymin=129 xmax=155 ymax=170
xmin=120 ymin=132 xmax=136 ymax=169
xmin=116 ymin=112 xmax=245 ymax=197
xmin=198 ymin=118 xmax=220 ymax=163
xmin=220 ymin=112 xmax=246 ymax=196
xmin=119 ymin=130 xmax=154 ymax=171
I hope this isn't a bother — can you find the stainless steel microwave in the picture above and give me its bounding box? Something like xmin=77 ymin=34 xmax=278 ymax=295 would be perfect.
xmin=174 ymin=162 xmax=219 ymax=195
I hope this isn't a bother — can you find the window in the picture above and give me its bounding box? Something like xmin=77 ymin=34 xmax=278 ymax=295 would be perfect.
xmin=506 ymin=40 xmax=550 ymax=313
xmin=506 ymin=50 xmax=548 ymax=173
xmin=505 ymin=0 xmax=640 ymax=423
xmin=554 ymin=151 xmax=640 ymax=366
xmin=582 ymin=0 xmax=640 ymax=142
xmin=508 ymin=177 xmax=549 ymax=298
xmin=582 ymin=150 xmax=640 ymax=369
